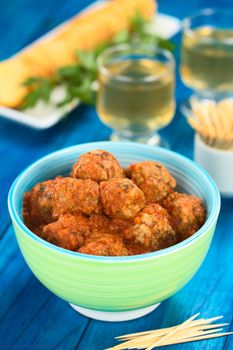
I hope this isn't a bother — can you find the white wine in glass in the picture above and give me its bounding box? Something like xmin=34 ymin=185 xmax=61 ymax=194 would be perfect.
xmin=97 ymin=44 xmax=175 ymax=146
xmin=180 ymin=9 xmax=233 ymax=116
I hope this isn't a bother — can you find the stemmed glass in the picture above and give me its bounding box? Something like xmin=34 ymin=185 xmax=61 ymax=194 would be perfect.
xmin=180 ymin=8 xmax=233 ymax=116
xmin=96 ymin=44 xmax=175 ymax=146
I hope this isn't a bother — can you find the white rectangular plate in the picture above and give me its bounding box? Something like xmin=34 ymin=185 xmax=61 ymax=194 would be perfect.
xmin=0 ymin=2 xmax=181 ymax=129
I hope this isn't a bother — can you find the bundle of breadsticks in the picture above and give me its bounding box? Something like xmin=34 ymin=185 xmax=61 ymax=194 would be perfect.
xmin=188 ymin=99 xmax=233 ymax=150
xmin=0 ymin=0 xmax=155 ymax=108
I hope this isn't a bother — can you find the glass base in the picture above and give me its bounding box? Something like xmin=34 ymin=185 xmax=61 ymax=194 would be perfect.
xmin=110 ymin=131 xmax=169 ymax=148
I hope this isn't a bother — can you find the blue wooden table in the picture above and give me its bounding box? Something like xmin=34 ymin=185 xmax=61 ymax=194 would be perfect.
xmin=1 ymin=0 xmax=233 ymax=349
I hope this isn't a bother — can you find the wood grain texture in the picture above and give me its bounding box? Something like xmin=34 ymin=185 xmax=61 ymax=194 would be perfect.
xmin=0 ymin=0 xmax=233 ymax=349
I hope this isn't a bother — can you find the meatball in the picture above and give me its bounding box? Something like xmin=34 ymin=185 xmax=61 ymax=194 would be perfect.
xmin=162 ymin=192 xmax=206 ymax=241
xmin=125 ymin=242 xmax=150 ymax=256
xmin=79 ymin=233 xmax=128 ymax=256
xmin=126 ymin=161 xmax=176 ymax=203
xmin=89 ymin=213 xmax=111 ymax=235
xmin=23 ymin=177 xmax=101 ymax=230
xmin=123 ymin=203 xmax=177 ymax=250
xmin=72 ymin=149 xmax=124 ymax=183
xmin=109 ymin=218 xmax=131 ymax=234
xmin=41 ymin=214 xmax=89 ymax=250
xmin=100 ymin=178 xmax=146 ymax=219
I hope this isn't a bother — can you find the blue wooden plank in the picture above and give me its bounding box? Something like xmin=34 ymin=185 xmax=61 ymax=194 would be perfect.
xmin=0 ymin=0 xmax=233 ymax=349
xmin=0 ymin=0 xmax=98 ymax=60
xmin=0 ymin=0 xmax=60 ymax=59
xmin=10 ymin=0 xmax=96 ymax=56
xmin=159 ymin=0 xmax=233 ymax=19
xmin=40 ymin=0 xmax=96 ymax=30
xmin=224 ymin=319 xmax=233 ymax=350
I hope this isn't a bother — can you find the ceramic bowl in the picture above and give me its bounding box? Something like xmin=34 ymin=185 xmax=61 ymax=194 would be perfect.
xmin=8 ymin=142 xmax=220 ymax=322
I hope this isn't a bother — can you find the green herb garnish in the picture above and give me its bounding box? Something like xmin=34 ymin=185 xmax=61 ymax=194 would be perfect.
xmin=21 ymin=13 xmax=175 ymax=110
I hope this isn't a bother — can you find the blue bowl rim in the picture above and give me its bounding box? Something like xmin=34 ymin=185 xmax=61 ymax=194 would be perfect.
xmin=8 ymin=141 xmax=221 ymax=263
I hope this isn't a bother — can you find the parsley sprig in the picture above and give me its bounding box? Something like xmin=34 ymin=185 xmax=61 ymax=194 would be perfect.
xmin=21 ymin=12 xmax=175 ymax=110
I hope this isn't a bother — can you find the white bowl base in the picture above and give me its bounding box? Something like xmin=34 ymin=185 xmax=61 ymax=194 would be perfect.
xmin=69 ymin=303 xmax=161 ymax=322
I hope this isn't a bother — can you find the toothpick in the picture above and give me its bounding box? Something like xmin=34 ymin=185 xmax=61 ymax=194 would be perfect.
xmin=188 ymin=98 xmax=233 ymax=150
xmin=145 ymin=313 xmax=200 ymax=349
xmin=154 ymin=332 xmax=233 ymax=347
xmin=107 ymin=315 xmax=231 ymax=350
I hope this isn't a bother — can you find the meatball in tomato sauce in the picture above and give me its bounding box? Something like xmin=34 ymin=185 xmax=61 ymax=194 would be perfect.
xmin=72 ymin=150 xmax=124 ymax=183
xmin=23 ymin=177 xmax=101 ymax=231
xmin=123 ymin=203 xmax=177 ymax=250
xmin=100 ymin=178 xmax=146 ymax=219
xmin=162 ymin=192 xmax=206 ymax=241
xmin=41 ymin=214 xmax=89 ymax=251
xmin=126 ymin=161 xmax=176 ymax=203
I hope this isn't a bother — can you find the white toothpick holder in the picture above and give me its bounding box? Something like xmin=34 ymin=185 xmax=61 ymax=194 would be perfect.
xmin=194 ymin=134 xmax=233 ymax=197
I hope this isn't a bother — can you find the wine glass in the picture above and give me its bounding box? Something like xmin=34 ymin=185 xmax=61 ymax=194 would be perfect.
xmin=180 ymin=8 xmax=233 ymax=116
xmin=96 ymin=44 xmax=175 ymax=146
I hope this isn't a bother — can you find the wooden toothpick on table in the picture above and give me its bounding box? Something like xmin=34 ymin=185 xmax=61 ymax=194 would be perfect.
xmin=106 ymin=314 xmax=232 ymax=350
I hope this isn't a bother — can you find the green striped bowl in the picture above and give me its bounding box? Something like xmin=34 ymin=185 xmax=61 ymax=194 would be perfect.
xmin=8 ymin=142 xmax=220 ymax=321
